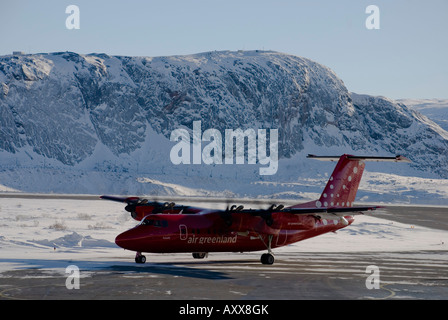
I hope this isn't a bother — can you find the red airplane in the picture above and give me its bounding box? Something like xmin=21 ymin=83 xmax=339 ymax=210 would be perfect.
xmin=101 ymin=154 xmax=410 ymax=265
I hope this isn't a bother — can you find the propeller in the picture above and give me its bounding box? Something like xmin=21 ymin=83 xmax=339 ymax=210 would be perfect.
xmin=219 ymin=200 xmax=246 ymax=226
xmin=219 ymin=200 xmax=286 ymax=227
xmin=100 ymin=195 xmax=176 ymax=219
xmin=249 ymin=203 xmax=285 ymax=226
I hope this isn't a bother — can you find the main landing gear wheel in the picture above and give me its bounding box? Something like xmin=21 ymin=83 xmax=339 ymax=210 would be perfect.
xmin=135 ymin=252 xmax=146 ymax=264
xmin=192 ymin=252 xmax=208 ymax=259
xmin=260 ymin=253 xmax=275 ymax=265
xmin=259 ymin=234 xmax=275 ymax=264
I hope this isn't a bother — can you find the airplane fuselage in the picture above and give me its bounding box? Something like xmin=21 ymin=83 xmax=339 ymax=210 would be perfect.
xmin=115 ymin=212 xmax=354 ymax=253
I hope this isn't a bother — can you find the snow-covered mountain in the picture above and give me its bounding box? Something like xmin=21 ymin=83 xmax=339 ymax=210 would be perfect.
xmin=398 ymin=99 xmax=448 ymax=132
xmin=1 ymin=50 xmax=448 ymax=202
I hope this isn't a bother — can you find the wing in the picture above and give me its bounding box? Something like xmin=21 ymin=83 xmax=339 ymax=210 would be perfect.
xmin=216 ymin=204 xmax=378 ymax=234
xmin=285 ymin=205 xmax=378 ymax=216
xmin=100 ymin=195 xmax=206 ymax=220
xmin=100 ymin=195 xmax=141 ymax=204
xmin=235 ymin=205 xmax=378 ymax=217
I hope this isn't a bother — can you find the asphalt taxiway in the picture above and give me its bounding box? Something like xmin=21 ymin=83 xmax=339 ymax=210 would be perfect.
xmin=0 ymin=203 xmax=447 ymax=300
xmin=1 ymin=249 xmax=447 ymax=300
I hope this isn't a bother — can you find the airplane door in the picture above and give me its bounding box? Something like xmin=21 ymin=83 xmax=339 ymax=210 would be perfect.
xmin=276 ymin=230 xmax=288 ymax=246
xmin=179 ymin=224 xmax=188 ymax=240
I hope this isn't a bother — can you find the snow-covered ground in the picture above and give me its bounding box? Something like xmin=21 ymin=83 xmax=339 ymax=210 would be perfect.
xmin=0 ymin=197 xmax=447 ymax=274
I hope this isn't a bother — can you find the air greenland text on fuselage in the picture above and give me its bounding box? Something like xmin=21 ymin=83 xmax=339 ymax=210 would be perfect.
xmin=186 ymin=234 xmax=238 ymax=244
xmin=169 ymin=121 xmax=278 ymax=175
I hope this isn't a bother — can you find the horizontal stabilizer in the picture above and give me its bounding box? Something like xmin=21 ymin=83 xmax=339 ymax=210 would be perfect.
xmin=307 ymin=154 xmax=411 ymax=163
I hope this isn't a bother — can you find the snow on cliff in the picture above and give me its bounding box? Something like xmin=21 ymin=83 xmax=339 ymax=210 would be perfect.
xmin=1 ymin=50 xmax=447 ymax=204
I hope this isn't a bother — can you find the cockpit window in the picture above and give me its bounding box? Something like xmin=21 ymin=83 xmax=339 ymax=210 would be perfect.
xmin=141 ymin=218 xmax=153 ymax=226
xmin=141 ymin=218 xmax=168 ymax=227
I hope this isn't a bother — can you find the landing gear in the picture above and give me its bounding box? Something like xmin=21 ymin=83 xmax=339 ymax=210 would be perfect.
xmin=135 ymin=252 xmax=146 ymax=264
xmin=260 ymin=253 xmax=275 ymax=265
xmin=192 ymin=252 xmax=208 ymax=259
xmin=260 ymin=234 xmax=275 ymax=265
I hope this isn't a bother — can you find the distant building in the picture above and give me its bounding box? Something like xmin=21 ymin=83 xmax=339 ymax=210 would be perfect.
xmin=12 ymin=51 xmax=25 ymax=55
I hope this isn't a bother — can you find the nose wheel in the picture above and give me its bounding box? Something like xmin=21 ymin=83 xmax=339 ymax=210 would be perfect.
xmin=135 ymin=252 xmax=146 ymax=264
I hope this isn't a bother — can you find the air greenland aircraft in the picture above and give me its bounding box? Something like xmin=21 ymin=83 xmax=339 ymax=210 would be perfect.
xmin=101 ymin=154 xmax=411 ymax=265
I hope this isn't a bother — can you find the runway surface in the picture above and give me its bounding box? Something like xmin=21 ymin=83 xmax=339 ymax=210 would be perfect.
xmin=0 ymin=196 xmax=447 ymax=301
xmin=1 ymin=250 xmax=447 ymax=300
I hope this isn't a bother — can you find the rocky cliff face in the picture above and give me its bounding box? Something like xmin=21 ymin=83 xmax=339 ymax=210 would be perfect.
xmin=351 ymin=93 xmax=448 ymax=178
xmin=1 ymin=50 xmax=447 ymax=182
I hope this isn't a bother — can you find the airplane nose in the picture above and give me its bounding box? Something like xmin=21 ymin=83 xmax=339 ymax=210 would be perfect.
xmin=115 ymin=225 xmax=156 ymax=253
xmin=115 ymin=228 xmax=148 ymax=252
xmin=115 ymin=232 xmax=127 ymax=249
xmin=115 ymin=230 xmax=136 ymax=250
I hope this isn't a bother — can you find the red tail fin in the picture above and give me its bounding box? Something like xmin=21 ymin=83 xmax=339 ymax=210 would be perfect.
xmin=291 ymin=154 xmax=411 ymax=209
xmin=311 ymin=155 xmax=360 ymax=208
xmin=316 ymin=155 xmax=366 ymax=208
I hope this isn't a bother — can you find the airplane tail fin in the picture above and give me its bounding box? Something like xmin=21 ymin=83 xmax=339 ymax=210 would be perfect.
xmin=292 ymin=154 xmax=411 ymax=209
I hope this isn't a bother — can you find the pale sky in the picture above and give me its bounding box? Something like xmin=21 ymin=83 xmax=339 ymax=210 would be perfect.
xmin=1 ymin=0 xmax=447 ymax=99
